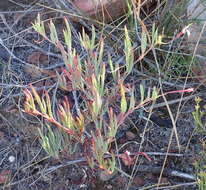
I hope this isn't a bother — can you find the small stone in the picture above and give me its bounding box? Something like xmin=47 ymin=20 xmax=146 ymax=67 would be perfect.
xmin=126 ymin=131 xmax=136 ymax=140
xmin=159 ymin=177 xmax=169 ymax=184
xmin=8 ymin=156 xmax=15 ymax=163
xmin=115 ymin=175 xmax=127 ymax=187
xmin=73 ymin=0 xmax=127 ymax=23
xmin=106 ymin=184 xmax=113 ymax=189
xmin=132 ymin=176 xmax=145 ymax=186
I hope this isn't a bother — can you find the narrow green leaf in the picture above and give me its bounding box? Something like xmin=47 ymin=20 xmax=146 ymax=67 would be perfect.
xmin=120 ymin=83 xmax=127 ymax=113
xmin=108 ymin=55 xmax=116 ymax=80
xmin=100 ymin=63 xmax=105 ymax=96
xmin=140 ymin=84 xmax=144 ymax=103
xmin=91 ymin=25 xmax=96 ymax=50
xmin=108 ymin=114 xmax=118 ymax=138
xmin=63 ymin=18 xmax=72 ymax=52
xmin=49 ymin=20 xmax=58 ymax=44
xmin=124 ymin=26 xmax=134 ymax=75
xmin=152 ymin=23 xmax=157 ymax=44
xmin=31 ymin=86 xmax=44 ymax=113
xmin=41 ymin=98 xmax=47 ymax=114
xmin=46 ymin=92 xmax=53 ymax=118
xmin=152 ymin=23 xmax=158 ymax=45
xmin=147 ymin=87 xmax=151 ymax=99
xmin=32 ymin=14 xmax=46 ymax=37
xmin=151 ymin=86 xmax=158 ymax=100
xmin=129 ymin=87 xmax=135 ymax=109
xmin=141 ymin=32 xmax=147 ymax=54
xmin=97 ymin=39 xmax=104 ymax=69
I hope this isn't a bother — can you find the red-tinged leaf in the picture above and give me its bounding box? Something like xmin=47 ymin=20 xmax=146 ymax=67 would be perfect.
xmin=62 ymin=97 xmax=71 ymax=112
xmin=117 ymin=112 xmax=125 ymax=126
xmin=73 ymin=55 xmax=78 ymax=67
xmin=0 ymin=170 xmax=11 ymax=184
xmin=24 ymin=89 xmax=32 ymax=100
xmin=45 ymin=91 xmax=53 ymax=118
xmin=135 ymin=152 xmax=152 ymax=162
xmin=23 ymin=108 xmax=41 ymax=116
xmin=85 ymin=76 xmax=93 ymax=87
xmin=75 ymin=113 xmax=84 ymax=133
xmin=46 ymin=117 xmax=56 ymax=123
xmin=109 ymin=107 xmax=113 ymax=119
xmin=119 ymin=151 xmax=134 ymax=166
xmin=63 ymin=67 xmax=72 ymax=81
xmin=30 ymin=109 xmax=42 ymax=116
xmin=59 ymin=124 xmax=75 ymax=136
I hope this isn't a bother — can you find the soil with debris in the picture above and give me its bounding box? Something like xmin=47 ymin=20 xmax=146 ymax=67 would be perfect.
xmin=0 ymin=0 xmax=204 ymax=190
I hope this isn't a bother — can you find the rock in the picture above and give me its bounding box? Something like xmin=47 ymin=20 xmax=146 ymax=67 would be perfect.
xmin=73 ymin=0 xmax=127 ymax=23
xmin=187 ymin=0 xmax=206 ymax=84
xmin=27 ymin=51 xmax=49 ymax=66
xmin=126 ymin=131 xmax=136 ymax=140
xmin=187 ymin=0 xmax=206 ymax=57
xmin=115 ymin=175 xmax=128 ymax=187
xmin=159 ymin=177 xmax=169 ymax=184
xmin=73 ymin=0 xmax=157 ymax=23
xmin=132 ymin=176 xmax=145 ymax=186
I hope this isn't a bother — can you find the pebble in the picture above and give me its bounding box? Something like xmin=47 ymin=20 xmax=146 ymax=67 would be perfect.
xmin=8 ymin=155 xmax=15 ymax=163
xmin=126 ymin=131 xmax=136 ymax=140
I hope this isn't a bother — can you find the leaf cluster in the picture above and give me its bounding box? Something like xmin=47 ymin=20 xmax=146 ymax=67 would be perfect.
xmin=23 ymin=15 xmax=159 ymax=173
